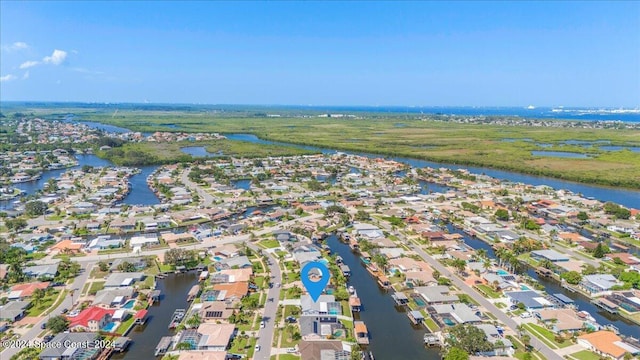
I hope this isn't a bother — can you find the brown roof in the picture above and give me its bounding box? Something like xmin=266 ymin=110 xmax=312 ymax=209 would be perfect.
xmin=298 ymin=339 xmax=343 ymax=360
xmin=212 ymin=282 xmax=249 ymax=300
xmin=578 ymin=331 xmax=626 ymax=359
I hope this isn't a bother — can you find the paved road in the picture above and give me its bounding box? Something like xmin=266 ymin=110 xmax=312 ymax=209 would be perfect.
xmin=181 ymin=168 xmax=215 ymax=207
xmin=410 ymin=244 xmax=563 ymax=360
xmin=249 ymin=244 xmax=283 ymax=360
xmin=0 ymin=261 xmax=95 ymax=359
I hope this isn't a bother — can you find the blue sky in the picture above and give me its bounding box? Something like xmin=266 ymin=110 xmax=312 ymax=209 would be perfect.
xmin=1 ymin=1 xmax=639 ymax=106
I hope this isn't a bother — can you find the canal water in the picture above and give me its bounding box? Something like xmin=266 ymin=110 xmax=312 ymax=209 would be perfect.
xmin=0 ymin=154 xmax=159 ymax=210
xmin=326 ymin=234 xmax=441 ymax=360
xmin=122 ymin=165 xmax=161 ymax=206
xmin=438 ymin=222 xmax=639 ymax=338
xmin=111 ymin=272 xmax=198 ymax=359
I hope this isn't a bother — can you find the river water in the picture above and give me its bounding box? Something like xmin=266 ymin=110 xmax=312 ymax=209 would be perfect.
xmin=111 ymin=272 xmax=198 ymax=359
xmin=326 ymin=234 xmax=440 ymax=360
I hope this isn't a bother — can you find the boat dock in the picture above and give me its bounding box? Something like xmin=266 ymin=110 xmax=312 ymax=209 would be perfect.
xmin=168 ymin=308 xmax=186 ymax=329
xmin=592 ymin=298 xmax=619 ymax=314
xmin=392 ymin=292 xmax=409 ymax=306
xmin=354 ymin=321 xmax=370 ymax=345
xmin=154 ymin=336 xmax=173 ymax=357
xmin=408 ymin=310 xmax=424 ymax=325
xmin=186 ymin=285 xmax=200 ymax=302
xmin=424 ymin=333 xmax=442 ymax=347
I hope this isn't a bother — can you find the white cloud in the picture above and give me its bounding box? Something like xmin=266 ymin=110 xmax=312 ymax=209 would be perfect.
xmin=42 ymin=49 xmax=67 ymax=65
xmin=23 ymin=71 xmax=30 ymax=80
xmin=0 ymin=74 xmax=18 ymax=82
xmin=1 ymin=41 xmax=29 ymax=52
xmin=20 ymin=60 xmax=40 ymax=69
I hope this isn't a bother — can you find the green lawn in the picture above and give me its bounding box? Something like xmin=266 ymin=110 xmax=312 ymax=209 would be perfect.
xmin=116 ymin=316 xmax=136 ymax=335
xmin=271 ymin=355 xmax=300 ymax=360
xmin=524 ymin=323 xmax=572 ymax=349
xmin=26 ymin=290 xmax=60 ymax=317
xmin=229 ymin=335 xmax=256 ymax=356
xmin=254 ymin=276 xmax=267 ymax=289
xmin=259 ymin=239 xmax=281 ymax=249
xmin=88 ymin=281 xmax=105 ymax=295
xmin=475 ymin=284 xmax=502 ymax=298
xmin=424 ymin=317 xmax=440 ymax=332
xmin=570 ymin=350 xmax=601 ymax=360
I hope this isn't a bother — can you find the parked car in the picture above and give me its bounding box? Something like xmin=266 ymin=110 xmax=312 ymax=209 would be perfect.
xmin=41 ymin=323 xmax=47 ymax=329
xmin=61 ymin=308 xmax=69 ymax=314
xmin=43 ymin=335 xmax=54 ymax=343
xmin=254 ymin=345 xmax=261 ymax=352
xmin=260 ymin=321 xmax=265 ymax=328
xmin=520 ymin=312 xmax=532 ymax=318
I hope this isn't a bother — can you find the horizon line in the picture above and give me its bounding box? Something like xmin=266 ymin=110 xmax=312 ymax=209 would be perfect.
xmin=1 ymin=100 xmax=639 ymax=109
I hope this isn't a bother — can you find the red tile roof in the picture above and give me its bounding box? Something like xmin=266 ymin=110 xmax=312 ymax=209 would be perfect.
xmin=69 ymin=306 xmax=114 ymax=328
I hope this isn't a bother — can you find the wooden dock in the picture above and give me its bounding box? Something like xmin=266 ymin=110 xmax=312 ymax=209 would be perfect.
xmin=354 ymin=321 xmax=370 ymax=345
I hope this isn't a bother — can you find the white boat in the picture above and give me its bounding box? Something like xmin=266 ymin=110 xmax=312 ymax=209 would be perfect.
xmin=348 ymin=286 xmax=355 ymax=295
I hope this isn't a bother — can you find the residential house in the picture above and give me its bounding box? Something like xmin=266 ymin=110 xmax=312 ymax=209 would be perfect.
xmin=39 ymin=333 xmax=100 ymax=360
xmin=68 ymin=306 xmax=114 ymax=332
xmin=23 ymin=264 xmax=58 ymax=280
xmin=0 ymin=301 xmax=29 ymax=322
xmin=103 ymin=272 xmax=145 ymax=288
xmin=581 ymin=274 xmax=622 ymax=295
xmin=414 ymin=285 xmax=458 ymax=305
xmin=531 ymin=249 xmax=569 ymax=262
xmin=504 ymin=290 xmax=553 ymax=310
xmin=535 ymin=309 xmax=584 ymax=333
xmin=300 ymin=295 xmax=342 ymax=336
xmin=195 ymin=323 xmax=236 ymax=351
xmin=299 ymin=339 xmax=348 ymax=360
xmin=8 ymin=281 xmax=50 ymax=300
xmin=431 ymin=303 xmax=481 ymax=324
xmin=578 ymin=331 xmax=640 ymax=360
xmin=197 ymin=301 xmax=234 ymax=322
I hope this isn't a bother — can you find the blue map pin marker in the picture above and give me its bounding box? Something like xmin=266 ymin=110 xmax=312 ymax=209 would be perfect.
xmin=301 ymin=261 xmax=330 ymax=302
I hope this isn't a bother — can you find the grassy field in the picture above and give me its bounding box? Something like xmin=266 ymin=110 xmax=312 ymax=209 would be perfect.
xmin=7 ymin=105 xmax=640 ymax=188
xmin=524 ymin=323 xmax=573 ymax=349
xmin=569 ymin=350 xmax=601 ymax=360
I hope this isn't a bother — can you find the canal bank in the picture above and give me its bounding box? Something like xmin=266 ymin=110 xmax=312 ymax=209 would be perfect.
xmin=111 ymin=271 xmax=198 ymax=359
xmin=326 ymin=234 xmax=440 ymax=360
xmin=437 ymin=221 xmax=639 ymax=338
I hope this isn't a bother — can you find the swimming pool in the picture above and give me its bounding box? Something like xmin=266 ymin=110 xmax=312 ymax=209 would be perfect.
xmin=213 ymin=256 xmax=223 ymax=261
xmin=102 ymin=322 xmax=118 ymax=332
xmin=520 ymin=285 xmax=531 ymax=290
xmin=497 ymin=270 xmax=509 ymax=276
xmin=443 ymin=318 xmax=456 ymax=326
xmin=414 ymin=298 xmax=426 ymax=307
xmin=122 ymin=299 xmax=136 ymax=309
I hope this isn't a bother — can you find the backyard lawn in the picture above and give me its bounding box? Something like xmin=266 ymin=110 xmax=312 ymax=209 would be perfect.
xmin=259 ymin=239 xmax=281 ymax=249
xmin=524 ymin=323 xmax=572 ymax=349
xmin=570 ymin=350 xmax=601 ymax=360
xmin=475 ymin=284 xmax=502 ymax=298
